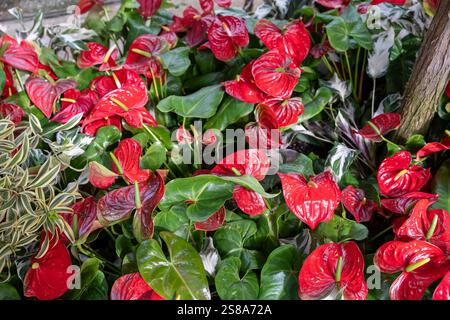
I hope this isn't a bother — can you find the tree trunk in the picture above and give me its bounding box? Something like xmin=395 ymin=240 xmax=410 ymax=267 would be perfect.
xmin=394 ymin=0 xmax=450 ymax=143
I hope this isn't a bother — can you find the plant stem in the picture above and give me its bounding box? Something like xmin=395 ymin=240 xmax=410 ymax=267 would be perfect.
xmin=358 ymin=50 xmax=367 ymax=100
xmin=344 ymin=51 xmax=353 ymax=88
xmin=371 ymin=77 xmax=377 ymax=117
xmin=354 ymin=47 xmax=361 ymax=100
xmin=369 ymin=225 xmax=393 ymax=242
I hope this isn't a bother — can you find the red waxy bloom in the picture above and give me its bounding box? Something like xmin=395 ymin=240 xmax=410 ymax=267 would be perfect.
xmin=355 ymin=113 xmax=401 ymax=142
xmin=0 ymin=35 xmax=39 ymax=73
xmin=82 ymin=85 xmax=156 ymax=135
xmin=51 ymin=88 xmax=99 ymax=123
xmin=136 ymin=0 xmax=162 ymax=19
xmin=176 ymin=126 xmax=194 ymax=144
xmin=1 ymin=66 xmax=16 ymax=98
xmin=395 ymin=199 xmax=450 ymax=254
xmin=298 ymin=242 xmax=367 ymax=300
xmin=381 ymin=192 xmax=439 ymax=214
xmin=261 ymin=97 xmax=304 ymax=127
xmin=66 ymin=197 xmax=101 ymax=240
xmin=90 ymin=69 xmax=145 ymax=97
xmin=374 ymin=240 xmax=449 ymax=300
xmin=207 ymin=15 xmax=249 ymax=62
xmin=377 ymin=151 xmax=431 ymax=197
xmin=23 ymin=234 xmax=72 ymax=300
xmin=124 ymin=34 xmax=168 ymax=79
xmin=310 ymin=39 xmax=333 ymax=59
xmin=77 ymin=42 xmax=118 ymax=71
xmin=159 ymin=31 xmax=178 ymax=49
xmin=341 ymin=185 xmax=378 ymax=223
xmin=416 ymin=139 xmax=450 ymax=161
xmin=194 ymin=206 xmax=226 ymax=231
xmin=112 ymin=138 xmax=150 ymax=184
xmin=200 ymin=0 xmax=231 ymax=13
xmin=77 ymin=0 xmax=104 ymax=14
xmin=223 ymin=61 xmax=266 ymax=104
xmin=111 ymin=273 xmax=164 ymax=300
xmin=371 ymin=0 xmax=406 ymax=5
xmin=315 ymin=0 xmax=351 ymax=9
xmin=245 ymin=104 xmax=281 ymax=150
xmin=202 ymin=129 xmax=217 ymax=145
xmin=252 ymin=49 xmax=301 ymax=99
xmin=25 ymin=77 xmax=77 ymax=118
xmin=0 ymin=103 xmax=25 ymax=124
xmin=212 ymin=149 xmax=270 ymax=216
xmin=89 ymin=161 xmax=118 ymax=189
xmin=254 ymin=19 xmax=310 ymax=67
xmin=83 ymin=116 xmax=122 ymax=136
xmin=433 ymin=271 xmax=450 ymax=300
xmin=278 ymin=171 xmax=341 ymax=229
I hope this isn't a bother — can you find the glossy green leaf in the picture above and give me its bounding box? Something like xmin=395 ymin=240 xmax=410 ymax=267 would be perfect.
xmin=279 ymin=153 xmax=315 ymax=178
xmin=0 ymin=69 xmax=5 ymax=94
xmin=161 ymin=47 xmax=191 ymax=77
xmin=204 ymin=96 xmax=254 ymax=131
xmin=298 ymin=87 xmax=333 ymax=122
xmin=159 ymin=175 xmax=234 ymax=221
xmin=314 ymin=214 xmax=369 ymax=242
xmin=0 ymin=283 xmax=20 ymax=300
xmin=215 ymin=257 xmax=259 ymax=300
xmin=154 ymin=206 xmax=190 ymax=239
xmin=141 ymin=142 xmax=166 ymax=170
xmin=218 ymin=174 xmax=278 ymax=198
xmin=65 ymin=258 xmax=107 ymax=300
xmin=83 ymin=126 xmax=122 ymax=163
xmin=137 ymin=231 xmax=210 ymax=300
xmin=157 ymin=85 xmax=224 ymax=118
xmin=431 ymin=160 xmax=450 ymax=212
xmin=259 ymin=245 xmax=300 ymax=300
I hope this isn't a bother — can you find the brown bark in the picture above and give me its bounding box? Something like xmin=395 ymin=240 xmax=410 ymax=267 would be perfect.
xmin=394 ymin=0 xmax=450 ymax=143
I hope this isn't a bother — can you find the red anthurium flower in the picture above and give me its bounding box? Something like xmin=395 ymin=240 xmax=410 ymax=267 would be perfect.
xmin=51 ymin=88 xmax=99 ymax=123
xmin=23 ymin=234 xmax=72 ymax=300
xmin=83 ymin=116 xmax=122 ymax=136
xmin=82 ymin=85 xmax=156 ymax=134
xmin=371 ymin=0 xmax=406 ymax=5
xmin=25 ymin=77 xmax=77 ymax=118
xmin=89 ymin=161 xmax=118 ymax=189
xmin=298 ymin=242 xmax=367 ymax=300
xmin=254 ymin=19 xmax=310 ymax=67
xmin=77 ymin=0 xmax=104 ymax=14
xmin=310 ymin=39 xmax=333 ymax=59
xmin=341 ymin=185 xmax=378 ymax=223
xmin=176 ymin=126 xmax=194 ymax=144
xmin=159 ymin=31 xmax=178 ymax=49
xmin=355 ymin=113 xmax=401 ymax=142
xmin=1 ymin=66 xmax=16 ymax=98
xmin=111 ymin=273 xmax=164 ymax=300
xmin=262 ymin=97 xmax=304 ymax=127
xmin=223 ymin=61 xmax=266 ymax=104
xmin=416 ymin=139 xmax=450 ymax=161
xmin=245 ymin=104 xmax=282 ymax=150
xmin=381 ymin=192 xmax=439 ymax=214
xmin=433 ymin=270 xmax=450 ymax=300
xmin=252 ymin=49 xmax=301 ymax=99
xmin=377 ymin=151 xmax=431 ymax=197
xmin=65 ymin=197 xmax=102 ymax=240
xmin=233 ymin=185 xmax=266 ymax=216
xmin=207 ymin=15 xmax=249 ymax=62
xmin=194 ymin=206 xmax=226 ymax=231
xmin=136 ymin=0 xmax=162 ymax=19
xmin=200 ymin=0 xmax=231 ymax=13
xmin=0 ymin=35 xmax=39 ymax=73
xmin=315 ymin=0 xmax=351 ymax=9
xmin=90 ymin=69 xmax=145 ymax=97
xmin=124 ymin=34 xmax=168 ymax=79
xmin=211 ymin=149 xmax=270 ymax=181
xmin=395 ymin=199 xmax=450 ymax=253
xmin=112 ymin=138 xmax=150 ymax=184
xmin=0 ymin=103 xmax=25 ymax=124
xmin=374 ymin=240 xmax=449 ymax=300
xmin=278 ymin=171 xmax=341 ymax=229
xmin=202 ymin=129 xmax=217 ymax=145
xmin=77 ymin=42 xmax=118 ymax=71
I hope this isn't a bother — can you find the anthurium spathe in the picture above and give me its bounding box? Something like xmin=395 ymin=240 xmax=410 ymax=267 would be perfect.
xmin=341 ymin=185 xmax=378 ymax=223
xmin=374 ymin=240 xmax=449 ymax=300
xmin=207 ymin=15 xmax=249 ymax=62
xmin=90 ymin=69 xmax=146 ymax=97
xmin=0 ymin=103 xmax=25 ymax=124
xmin=82 ymin=85 xmax=157 ymax=135
xmin=371 ymin=0 xmax=406 ymax=5
xmin=77 ymin=42 xmax=118 ymax=71
xmin=23 ymin=234 xmax=72 ymax=300
xmin=261 ymin=97 xmax=304 ymax=127
xmin=254 ymin=19 xmax=310 ymax=67
xmin=233 ymin=185 xmax=267 ymax=216
xmin=194 ymin=206 xmax=226 ymax=231
xmin=298 ymin=241 xmax=368 ymax=300
xmin=252 ymin=49 xmax=302 ymax=99
xmin=51 ymin=88 xmax=99 ymax=123
xmin=315 ymin=0 xmax=350 ymax=9
xmin=0 ymin=65 xmax=16 ymax=98
xmin=278 ymin=171 xmax=341 ymax=229
xmin=111 ymin=138 xmax=150 ymax=184
xmin=0 ymin=35 xmax=39 ymax=73
xmin=355 ymin=113 xmax=401 ymax=142
xmin=200 ymin=0 xmax=231 ymax=13
xmin=381 ymin=192 xmax=439 ymax=214
xmin=64 ymin=197 xmax=102 ymax=241
xmin=25 ymin=77 xmax=78 ymax=118
xmin=223 ymin=61 xmax=266 ymax=104
xmin=111 ymin=273 xmax=164 ymax=300
xmin=136 ymin=0 xmax=162 ymax=19
xmin=77 ymin=0 xmax=104 ymax=14
xmin=89 ymin=161 xmax=118 ymax=189
xmin=433 ymin=271 xmax=450 ymax=300
xmin=416 ymin=138 xmax=450 ymax=161
xmin=395 ymin=199 xmax=450 ymax=253
xmin=377 ymin=151 xmax=431 ymax=197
